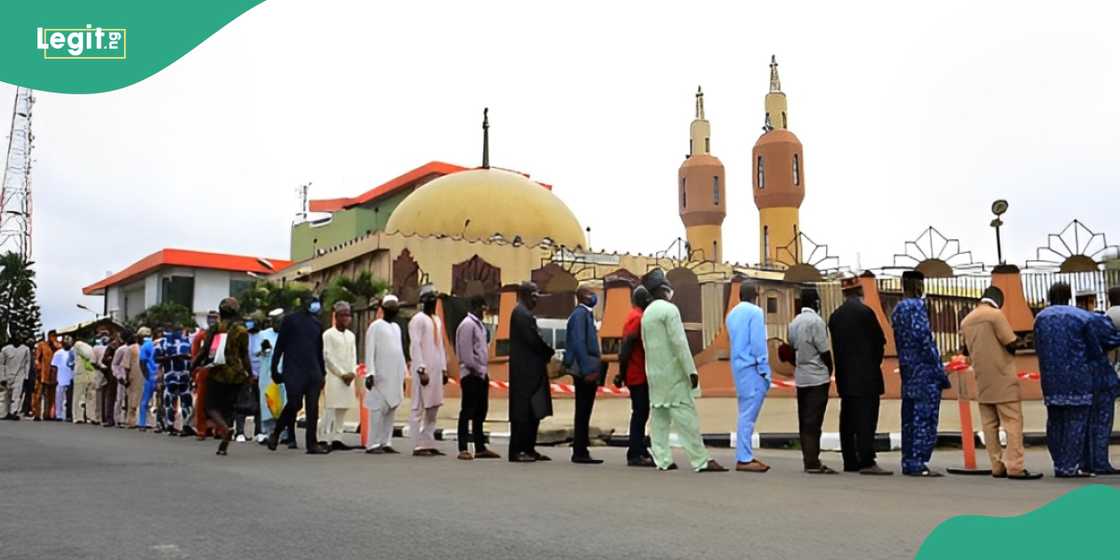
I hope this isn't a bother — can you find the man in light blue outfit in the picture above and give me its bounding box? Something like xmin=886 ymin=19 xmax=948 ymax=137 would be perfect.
xmin=726 ymin=280 xmax=771 ymax=473
xmin=255 ymin=309 xmax=292 ymax=445
xmin=137 ymin=327 xmax=159 ymax=431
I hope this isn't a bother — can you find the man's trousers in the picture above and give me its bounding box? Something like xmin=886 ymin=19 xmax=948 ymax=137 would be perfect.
xmin=409 ymin=406 xmax=439 ymax=450
xmin=650 ymin=401 xmax=712 ymax=471
xmin=0 ymin=376 xmax=25 ymax=417
xmin=138 ymin=377 xmax=156 ymax=428
xmin=900 ymin=394 xmax=941 ymax=474
xmin=734 ymin=370 xmax=768 ymax=463
xmin=72 ymin=379 xmax=97 ymax=423
xmin=274 ymin=377 xmax=321 ymax=449
xmin=978 ymin=400 xmax=1024 ymax=475
xmin=508 ymin=418 xmax=540 ymax=459
xmin=1081 ymin=390 xmax=1116 ymax=473
xmin=457 ymin=375 xmax=490 ymax=453
xmin=839 ymin=396 xmax=880 ymax=470
xmin=572 ymin=377 xmax=597 ymax=458
xmin=319 ymin=407 xmax=350 ymax=443
xmin=101 ymin=375 xmax=118 ymax=426
xmin=1046 ymin=404 xmax=1090 ymax=476
xmin=796 ymin=383 xmax=830 ymax=469
xmin=626 ymin=383 xmax=650 ymax=462
xmin=366 ymin=405 xmax=398 ymax=449
xmin=162 ymin=371 xmax=192 ymax=432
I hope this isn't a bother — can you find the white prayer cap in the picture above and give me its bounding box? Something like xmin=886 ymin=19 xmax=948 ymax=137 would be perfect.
xmin=381 ymin=294 xmax=399 ymax=305
xmin=268 ymin=308 xmax=284 ymax=318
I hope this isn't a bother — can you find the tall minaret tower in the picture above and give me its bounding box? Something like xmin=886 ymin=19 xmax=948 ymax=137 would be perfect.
xmin=678 ymin=86 xmax=726 ymax=262
xmin=753 ymin=56 xmax=804 ymax=267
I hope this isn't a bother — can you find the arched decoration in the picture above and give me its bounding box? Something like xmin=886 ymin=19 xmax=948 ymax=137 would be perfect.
xmin=773 ymin=231 xmax=842 ymax=279
xmin=392 ymin=249 xmax=420 ymax=305
xmin=531 ymin=262 xmax=578 ymax=319
xmin=604 ymin=268 xmax=641 ymax=289
xmin=452 ymin=255 xmax=501 ymax=309
xmin=888 ymin=226 xmax=982 ymax=277
xmin=1026 ymin=220 xmax=1118 ymax=273
xmin=667 ymin=267 xmax=703 ymax=354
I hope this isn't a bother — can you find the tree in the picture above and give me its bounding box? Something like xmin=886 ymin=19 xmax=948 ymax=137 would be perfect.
xmin=238 ymin=281 xmax=314 ymax=317
xmin=128 ymin=302 xmax=196 ymax=331
xmin=321 ymin=271 xmax=387 ymax=314
xmin=0 ymin=252 xmax=42 ymax=345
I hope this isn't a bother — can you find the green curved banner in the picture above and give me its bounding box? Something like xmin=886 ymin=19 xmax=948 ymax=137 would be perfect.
xmin=0 ymin=0 xmax=266 ymax=94
xmin=917 ymin=485 xmax=1120 ymax=558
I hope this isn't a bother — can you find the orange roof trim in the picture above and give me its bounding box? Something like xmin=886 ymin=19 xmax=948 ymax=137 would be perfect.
xmin=82 ymin=249 xmax=293 ymax=295
xmin=307 ymin=161 xmax=553 ymax=214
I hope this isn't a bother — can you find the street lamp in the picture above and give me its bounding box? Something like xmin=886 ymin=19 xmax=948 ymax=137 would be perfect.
xmin=76 ymin=303 xmax=98 ymax=318
xmin=990 ymin=199 xmax=1009 ymax=265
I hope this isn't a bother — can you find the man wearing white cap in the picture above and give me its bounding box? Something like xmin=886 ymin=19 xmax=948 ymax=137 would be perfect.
xmin=322 ymin=301 xmax=359 ymax=450
xmin=409 ymin=286 xmax=447 ymax=456
xmin=364 ymin=294 xmax=407 ymax=454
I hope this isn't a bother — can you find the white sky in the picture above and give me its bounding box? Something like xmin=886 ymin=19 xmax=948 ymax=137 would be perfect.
xmin=3 ymin=0 xmax=1119 ymax=329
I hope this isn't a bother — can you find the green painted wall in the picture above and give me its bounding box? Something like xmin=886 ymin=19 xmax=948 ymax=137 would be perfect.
xmin=290 ymin=188 xmax=414 ymax=261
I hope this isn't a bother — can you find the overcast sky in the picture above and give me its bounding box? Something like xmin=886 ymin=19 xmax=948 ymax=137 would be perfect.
xmin=3 ymin=0 xmax=1119 ymax=329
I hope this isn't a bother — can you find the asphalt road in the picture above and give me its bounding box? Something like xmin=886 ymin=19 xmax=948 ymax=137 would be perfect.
xmin=1 ymin=421 xmax=1115 ymax=560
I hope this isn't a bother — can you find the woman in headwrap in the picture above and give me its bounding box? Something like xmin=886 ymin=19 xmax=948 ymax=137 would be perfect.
xmin=192 ymin=297 xmax=252 ymax=455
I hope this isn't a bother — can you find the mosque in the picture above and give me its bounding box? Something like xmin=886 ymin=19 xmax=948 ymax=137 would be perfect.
xmin=269 ymin=57 xmax=854 ymax=399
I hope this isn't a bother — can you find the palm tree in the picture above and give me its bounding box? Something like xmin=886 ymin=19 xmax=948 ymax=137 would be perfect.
xmin=0 ymin=252 xmax=42 ymax=345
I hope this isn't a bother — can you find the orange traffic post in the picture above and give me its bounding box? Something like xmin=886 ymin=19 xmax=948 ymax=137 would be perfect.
xmin=945 ymin=355 xmax=991 ymax=475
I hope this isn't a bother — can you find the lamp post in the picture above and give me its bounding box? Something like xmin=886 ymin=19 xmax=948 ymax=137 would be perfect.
xmin=990 ymin=199 xmax=1008 ymax=265
xmin=76 ymin=303 xmax=98 ymax=318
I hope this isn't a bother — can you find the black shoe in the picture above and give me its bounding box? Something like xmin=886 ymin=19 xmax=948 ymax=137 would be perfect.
xmin=266 ymin=431 xmax=280 ymax=451
xmin=382 ymin=446 xmax=399 ymax=454
xmin=217 ymin=439 xmax=230 ymax=456
xmin=306 ymin=444 xmax=331 ymax=455
xmin=330 ymin=441 xmax=353 ymax=451
xmin=1008 ymin=470 xmax=1044 ymax=480
xmin=1093 ymin=467 xmax=1120 ymax=475
xmin=859 ymin=464 xmax=893 ymax=476
xmin=531 ymin=452 xmax=551 ymax=462
xmin=287 ymin=440 xmax=299 ymax=450
xmin=32 ymin=417 xmax=41 ymax=422
xmin=509 ymin=452 xmax=537 ymax=463
xmin=627 ymin=456 xmax=657 ymax=468
xmin=571 ymin=455 xmax=604 ymax=465
xmin=365 ymin=447 xmax=385 ymax=455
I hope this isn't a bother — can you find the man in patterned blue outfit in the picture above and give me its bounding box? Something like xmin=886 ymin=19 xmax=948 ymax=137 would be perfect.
xmin=1035 ymin=282 xmax=1120 ymax=477
xmin=890 ymin=270 xmax=949 ymax=477
xmin=156 ymin=326 xmax=196 ymax=437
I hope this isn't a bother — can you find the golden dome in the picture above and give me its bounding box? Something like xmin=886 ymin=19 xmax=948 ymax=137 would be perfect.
xmin=386 ymin=168 xmax=587 ymax=249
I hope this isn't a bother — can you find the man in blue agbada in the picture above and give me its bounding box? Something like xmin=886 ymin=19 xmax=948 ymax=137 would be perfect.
xmin=890 ymin=270 xmax=949 ymax=477
xmin=1034 ymin=282 xmax=1120 ymax=477
xmin=726 ymin=279 xmax=772 ymax=473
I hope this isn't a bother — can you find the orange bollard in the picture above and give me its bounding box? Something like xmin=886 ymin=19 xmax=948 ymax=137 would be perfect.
xmin=357 ymin=363 xmax=369 ymax=448
xmin=946 ymin=356 xmax=991 ymax=475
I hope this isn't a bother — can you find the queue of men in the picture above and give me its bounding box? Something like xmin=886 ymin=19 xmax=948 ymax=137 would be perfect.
xmin=3 ymin=274 xmax=1120 ymax=478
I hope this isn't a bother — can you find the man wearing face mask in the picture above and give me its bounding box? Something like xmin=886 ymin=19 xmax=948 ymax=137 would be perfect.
xmin=321 ymin=301 xmax=359 ymax=450
xmin=408 ymin=285 xmax=448 ymax=456
xmin=98 ymin=333 xmax=120 ymax=427
xmin=268 ymin=296 xmax=330 ymax=454
xmin=135 ymin=327 xmax=160 ymax=432
xmin=158 ymin=326 xmax=195 ymax=436
xmin=0 ymin=336 xmax=31 ymax=420
xmin=256 ymin=309 xmax=294 ymax=446
xmin=891 ymin=270 xmax=950 ymax=477
xmin=192 ymin=311 xmax=220 ymax=439
xmin=726 ymin=279 xmax=772 ymax=473
xmin=364 ymin=295 xmax=407 ymax=454
xmin=640 ymin=269 xmax=726 ymax=473
xmin=508 ymin=282 xmax=555 ymax=462
xmin=828 ymin=277 xmax=890 ymax=475
xmin=564 ymin=284 xmax=605 ymax=464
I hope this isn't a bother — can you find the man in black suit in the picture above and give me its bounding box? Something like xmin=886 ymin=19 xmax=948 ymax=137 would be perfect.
xmin=267 ymin=297 xmax=330 ymax=455
xmin=508 ymin=282 xmax=555 ymax=463
xmin=827 ymin=277 xmax=891 ymax=475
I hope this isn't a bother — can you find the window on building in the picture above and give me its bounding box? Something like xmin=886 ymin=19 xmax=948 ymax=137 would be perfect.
xmin=680 ymin=177 xmax=687 ymax=208
xmin=712 ymin=176 xmax=720 ymax=205
xmin=705 ymin=137 xmax=710 ymax=153
xmin=757 ymin=156 xmax=765 ymax=189
xmin=782 ymin=112 xmax=787 ymax=128
xmin=767 ymin=297 xmax=778 ymax=314
xmin=160 ymin=276 xmax=194 ymax=310
xmin=763 ymin=225 xmax=770 ymax=265
xmin=793 ymin=153 xmax=800 ymax=185
xmin=230 ymin=277 xmax=254 ymax=300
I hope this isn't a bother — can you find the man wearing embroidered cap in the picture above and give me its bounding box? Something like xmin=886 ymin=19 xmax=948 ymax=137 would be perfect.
xmin=960 ymin=286 xmax=1040 ymax=479
xmin=891 ymin=270 xmax=950 ymax=477
xmin=321 ymin=301 xmax=359 ymax=450
xmin=408 ymin=285 xmax=447 ymax=456
xmin=364 ymin=295 xmax=407 ymax=454
xmin=640 ymin=269 xmax=726 ymax=473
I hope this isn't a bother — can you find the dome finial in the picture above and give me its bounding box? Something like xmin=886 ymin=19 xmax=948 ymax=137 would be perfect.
xmin=769 ymin=55 xmax=781 ymax=93
xmin=481 ymin=107 xmax=490 ymax=169
xmin=695 ymin=85 xmax=704 ymax=119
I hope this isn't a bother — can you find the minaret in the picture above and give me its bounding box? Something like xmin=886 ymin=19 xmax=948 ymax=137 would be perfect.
xmin=765 ymin=55 xmax=788 ymax=130
xmin=481 ymin=107 xmax=490 ymax=168
xmin=753 ymin=56 xmax=804 ymax=267
xmin=678 ymin=86 xmax=726 ymax=262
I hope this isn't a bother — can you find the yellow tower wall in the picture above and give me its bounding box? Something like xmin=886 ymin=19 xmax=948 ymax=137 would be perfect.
xmin=765 ymin=92 xmax=788 ymax=129
xmin=759 ymin=206 xmax=800 ymax=265
xmin=686 ymin=224 xmax=723 ymax=262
